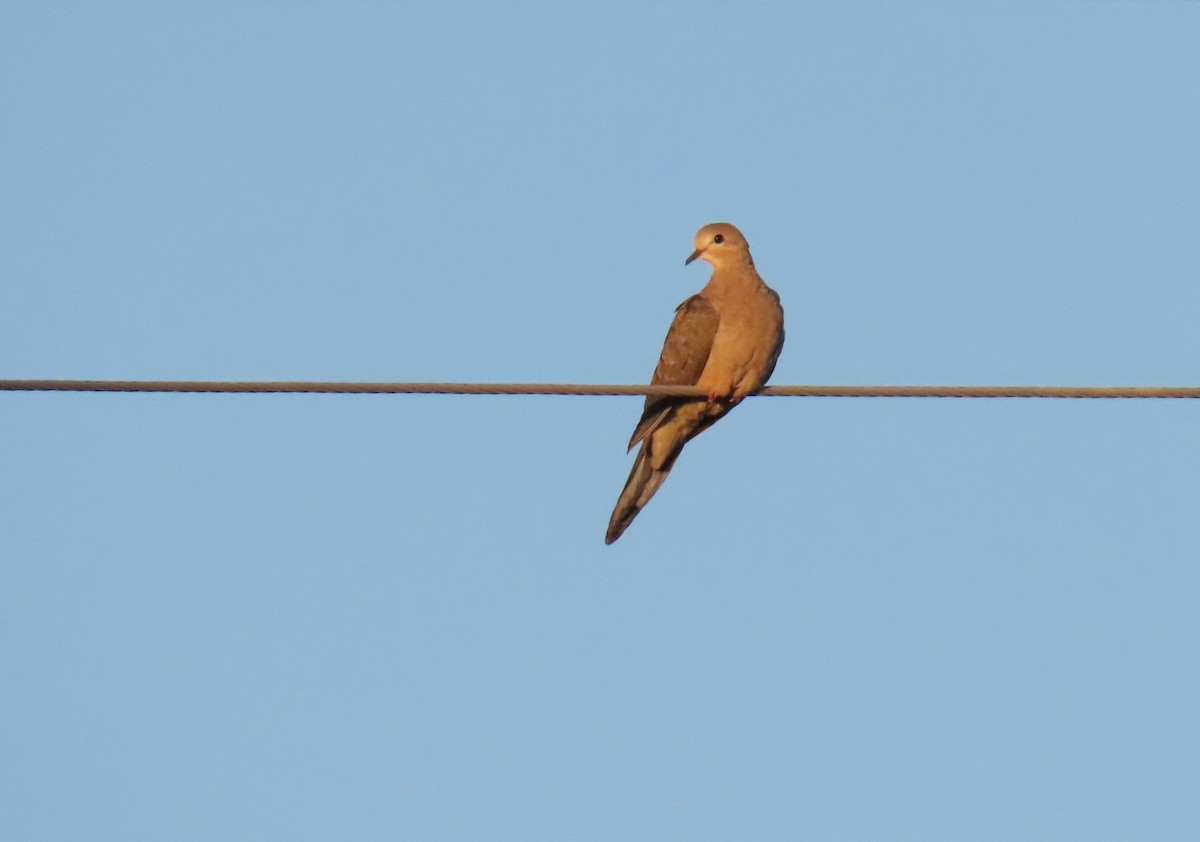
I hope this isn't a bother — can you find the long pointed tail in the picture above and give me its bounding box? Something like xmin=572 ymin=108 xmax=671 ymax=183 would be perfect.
xmin=605 ymin=445 xmax=674 ymax=544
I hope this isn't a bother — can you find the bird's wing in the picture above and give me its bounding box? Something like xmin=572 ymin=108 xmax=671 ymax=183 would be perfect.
xmin=757 ymin=287 xmax=786 ymax=389
xmin=626 ymin=294 xmax=719 ymax=451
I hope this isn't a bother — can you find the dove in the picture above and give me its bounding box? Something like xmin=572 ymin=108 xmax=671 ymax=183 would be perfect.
xmin=606 ymin=222 xmax=784 ymax=544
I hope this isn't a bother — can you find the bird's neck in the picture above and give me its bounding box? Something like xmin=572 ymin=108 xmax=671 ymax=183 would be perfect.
xmin=709 ymin=253 xmax=755 ymax=273
xmin=703 ymin=259 xmax=761 ymax=295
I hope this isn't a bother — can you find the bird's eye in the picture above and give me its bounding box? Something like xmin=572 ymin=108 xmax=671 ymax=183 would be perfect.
xmin=713 ymin=234 xmax=725 ymax=244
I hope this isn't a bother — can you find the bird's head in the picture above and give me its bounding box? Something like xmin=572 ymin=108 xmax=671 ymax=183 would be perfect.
xmin=685 ymin=222 xmax=752 ymax=269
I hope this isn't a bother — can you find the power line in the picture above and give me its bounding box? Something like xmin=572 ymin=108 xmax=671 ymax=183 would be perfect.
xmin=1 ymin=380 xmax=1199 ymax=399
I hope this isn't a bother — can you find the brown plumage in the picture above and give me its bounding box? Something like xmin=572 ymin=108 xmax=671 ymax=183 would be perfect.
xmin=605 ymin=222 xmax=785 ymax=544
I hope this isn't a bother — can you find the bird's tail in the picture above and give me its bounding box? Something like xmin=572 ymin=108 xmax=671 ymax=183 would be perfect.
xmin=605 ymin=445 xmax=674 ymax=544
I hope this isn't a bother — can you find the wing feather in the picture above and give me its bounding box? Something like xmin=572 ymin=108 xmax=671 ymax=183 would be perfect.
xmin=626 ymin=295 xmax=719 ymax=451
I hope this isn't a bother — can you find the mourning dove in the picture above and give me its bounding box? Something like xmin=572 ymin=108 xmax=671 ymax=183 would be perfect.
xmin=605 ymin=222 xmax=785 ymax=544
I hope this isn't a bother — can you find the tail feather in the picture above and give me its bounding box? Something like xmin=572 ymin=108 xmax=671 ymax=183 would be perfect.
xmin=605 ymin=445 xmax=675 ymax=544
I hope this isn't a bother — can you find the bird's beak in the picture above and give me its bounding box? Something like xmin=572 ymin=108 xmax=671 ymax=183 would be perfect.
xmin=685 ymin=249 xmax=702 ymax=265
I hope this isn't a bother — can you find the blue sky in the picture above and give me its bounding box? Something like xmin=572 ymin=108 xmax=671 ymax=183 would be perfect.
xmin=3 ymin=3 xmax=1199 ymax=839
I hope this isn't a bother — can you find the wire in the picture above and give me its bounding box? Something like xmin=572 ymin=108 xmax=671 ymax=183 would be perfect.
xmin=1 ymin=380 xmax=1199 ymax=398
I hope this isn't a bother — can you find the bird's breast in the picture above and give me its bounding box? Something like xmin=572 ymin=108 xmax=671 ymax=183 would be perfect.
xmin=697 ymin=285 xmax=784 ymax=392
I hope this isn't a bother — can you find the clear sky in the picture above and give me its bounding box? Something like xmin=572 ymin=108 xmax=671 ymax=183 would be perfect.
xmin=3 ymin=3 xmax=1199 ymax=839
